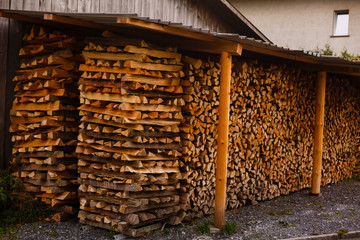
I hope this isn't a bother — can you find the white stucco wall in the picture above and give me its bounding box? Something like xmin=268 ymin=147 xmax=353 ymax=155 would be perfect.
xmin=230 ymin=0 xmax=360 ymax=56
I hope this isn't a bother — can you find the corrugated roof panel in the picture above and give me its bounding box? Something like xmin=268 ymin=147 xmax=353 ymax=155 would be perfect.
xmin=1 ymin=9 xmax=360 ymax=68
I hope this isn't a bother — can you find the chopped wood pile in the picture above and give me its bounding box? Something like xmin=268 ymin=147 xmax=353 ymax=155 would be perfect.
xmin=10 ymin=26 xmax=80 ymax=218
xmin=323 ymin=77 xmax=360 ymax=180
xmin=180 ymin=56 xmax=220 ymax=219
xmin=76 ymin=34 xmax=186 ymax=237
xmin=180 ymin=56 xmax=360 ymax=216
xmin=8 ymin=26 xmax=360 ymax=234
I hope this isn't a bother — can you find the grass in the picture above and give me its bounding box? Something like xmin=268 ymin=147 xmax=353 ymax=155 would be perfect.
xmin=160 ymin=228 xmax=170 ymax=235
xmin=0 ymin=170 xmax=55 ymax=237
xmin=350 ymin=208 xmax=358 ymax=216
xmin=223 ymin=221 xmax=238 ymax=235
xmin=0 ymin=197 xmax=54 ymax=236
xmin=107 ymin=227 xmax=117 ymax=238
xmin=340 ymin=174 xmax=360 ymax=183
xmin=194 ymin=220 xmax=238 ymax=235
xmin=267 ymin=209 xmax=293 ymax=216
xmin=337 ymin=228 xmax=349 ymax=238
xmin=277 ymin=220 xmax=289 ymax=227
xmin=194 ymin=221 xmax=213 ymax=234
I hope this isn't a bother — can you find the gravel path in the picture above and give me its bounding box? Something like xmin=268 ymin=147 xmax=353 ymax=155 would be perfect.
xmin=2 ymin=181 xmax=359 ymax=240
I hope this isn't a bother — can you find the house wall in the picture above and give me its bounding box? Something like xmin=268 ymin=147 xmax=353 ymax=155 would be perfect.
xmin=229 ymin=0 xmax=360 ymax=55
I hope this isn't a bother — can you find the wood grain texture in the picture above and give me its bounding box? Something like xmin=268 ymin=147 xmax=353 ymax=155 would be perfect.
xmin=311 ymin=71 xmax=326 ymax=194
xmin=0 ymin=0 xmax=10 ymax=9
xmin=7 ymin=0 xmax=233 ymax=32
xmin=0 ymin=17 xmax=9 ymax=169
xmin=214 ymin=52 xmax=232 ymax=229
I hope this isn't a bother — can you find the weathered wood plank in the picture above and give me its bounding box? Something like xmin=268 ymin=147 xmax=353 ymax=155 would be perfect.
xmin=4 ymin=19 xmax=22 ymax=169
xmin=23 ymin=0 xmax=39 ymax=10
xmin=0 ymin=0 xmax=10 ymax=9
xmin=39 ymin=0 xmax=52 ymax=11
xmin=10 ymin=0 xmax=23 ymax=10
xmin=52 ymin=0 xmax=68 ymax=12
xmin=0 ymin=17 xmax=9 ymax=169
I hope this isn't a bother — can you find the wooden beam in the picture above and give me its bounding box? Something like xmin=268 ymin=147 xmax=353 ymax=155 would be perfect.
xmin=242 ymin=44 xmax=320 ymax=64
xmin=117 ymin=17 xmax=218 ymax=41
xmin=173 ymin=39 xmax=242 ymax=55
xmin=0 ymin=11 xmax=46 ymax=24
xmin=311 ymin=71 xmax=326 ymax=194
xmin=43 ymin=14 xmax=110 ymax=30
xmin=214 ymin=52 xmax=232 ymax=228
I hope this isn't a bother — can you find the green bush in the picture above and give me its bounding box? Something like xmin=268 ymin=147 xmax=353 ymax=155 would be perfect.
xmin=0 ymin=170 xmax=54 ymax=236
xmin=223 ymin=221 xmax=238 ymax=235
xmin=194 ymin=221 xmax=213 ymax=234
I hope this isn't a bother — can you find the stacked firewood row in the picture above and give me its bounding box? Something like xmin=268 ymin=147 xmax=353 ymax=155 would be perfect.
xmin=322 ymin=76 xmax=360 ymax=180
xmin=180 ymin=56 xmax=220 ymax=219
xmin=227 ymin=63 xmax=317 ymax=207
xmin=355 ymin=130 xmax=360 ymax=175
xmin=180 ymin=56 xmax=360 ymax=216
xmin=76 ymin=34 xmax=186 ymax=237
xmin=10 ymin=26 xmax=80 ymax=217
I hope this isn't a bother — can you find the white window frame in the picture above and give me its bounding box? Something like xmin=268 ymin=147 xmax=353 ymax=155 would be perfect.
xmin=333 ymin=10 xmax=349 ymax=37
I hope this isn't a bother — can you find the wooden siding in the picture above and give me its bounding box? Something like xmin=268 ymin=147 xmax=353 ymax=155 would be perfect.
xmin=0 ymin=0 xmax=10 ymax=169
xmin=3 ymin=19 xmax=21 ymax=170
xmin=3 ymin=0 xmax=233 ymax=32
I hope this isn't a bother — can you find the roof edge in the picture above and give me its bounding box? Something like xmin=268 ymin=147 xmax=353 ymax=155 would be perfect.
xmin=218 ymin=0 xmax=272 ymax=43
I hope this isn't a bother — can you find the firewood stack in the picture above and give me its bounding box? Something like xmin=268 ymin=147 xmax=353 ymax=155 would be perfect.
xmin=180 ymin=56 xmax=220 ymax=219
xmin=227 ymin=62 xmax=317 ymax=207
xmin=180 ymin=56 xmax=360 ymax=216
xmin=322 ymin=76 xmax=360 ymax=180
xmin=10 ymin=26 xmax=80 ymax=216
xmin=76 ymin=34 xmax=186 ymax=237
xmin=355 ymin=130 xmax=360 ymax=175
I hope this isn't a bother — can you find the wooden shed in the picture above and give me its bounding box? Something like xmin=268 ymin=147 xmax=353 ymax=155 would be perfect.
xmin=1 ymin=0 xmax=360 ymax=237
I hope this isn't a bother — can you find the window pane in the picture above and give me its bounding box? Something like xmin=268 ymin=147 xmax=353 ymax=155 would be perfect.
xmin=335 ymin=13 xmax=349 ymax=35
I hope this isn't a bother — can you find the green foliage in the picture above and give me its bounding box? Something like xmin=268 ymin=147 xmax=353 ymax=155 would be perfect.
xmin=49 ymin=229 xmax=58 ymax=237
xmin=350 ymin=208 xmax=358 ymax=215
xmin=277 ymin=220 xmax=289 ymax=227
xmin=107 ymin=227 xmax=117 ymax=238
xmin=194 ymin=221 xmax=213 ymax=234
xmin=313 ymin=44 xmax=334 ymax=56
xmin=340 ymin=174 xmax=360 ymax=183
xmin=337 ymin=228 xmax=349 ymax=237
xmin=160 ymin=228 xmax=170 ymax=235
xmin=223 ymin=222 xmax=238 ymax=235
xmin=266 ymin=209 xmax=293 ymax=216
xmin=253 ymin=235 xmax=260 ymax=238
xmin=341 ymin=49 xmax=356 ymax=60
xmin=0 ymin=170 xmax=54 ymax=237
xmin=0 ymin=170 xmax=22 ymax=212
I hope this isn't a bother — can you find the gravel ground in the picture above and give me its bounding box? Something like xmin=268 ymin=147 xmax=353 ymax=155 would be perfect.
xmin=2 ymin=181 xmax=359 ymax=240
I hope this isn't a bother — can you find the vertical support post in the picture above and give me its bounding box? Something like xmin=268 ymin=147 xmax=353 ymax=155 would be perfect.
xmin=311 ymin=71 xmax=326 ymax=194
xmin=214 ymin=51 xmax=232 ymax=228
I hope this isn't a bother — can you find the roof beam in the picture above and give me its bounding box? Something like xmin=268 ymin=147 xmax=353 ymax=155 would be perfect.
xmin=0 ymin=11 xmax=46 ymax=24
xmin=43 ymin=14 xmax=111 ymax=30
xmin=117 ymin=17 xmax=218 ymax=41
xmin=242 ymin=44 xmax=321 ymax=64
xmin=172 ymin=39 xmax=243 ymax=55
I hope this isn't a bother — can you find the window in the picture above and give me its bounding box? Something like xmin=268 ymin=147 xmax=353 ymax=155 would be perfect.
xmin=333 ymin=10 xmax=349 ymax=36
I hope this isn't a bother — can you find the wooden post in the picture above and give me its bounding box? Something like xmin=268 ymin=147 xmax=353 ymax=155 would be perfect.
xmin=214 ymin=51 xmax=232 ymax=228
xmin=311 ymin=71 xmax=326 ymax=194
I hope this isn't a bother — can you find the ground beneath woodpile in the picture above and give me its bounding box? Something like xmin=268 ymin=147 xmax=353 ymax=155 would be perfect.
xmin=1 ymin=181 xmax=359 ymax=240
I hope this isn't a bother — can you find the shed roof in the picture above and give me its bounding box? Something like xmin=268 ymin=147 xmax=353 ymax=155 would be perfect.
xmin=1 ymin=9 xmax=360 ymax=76
xmin=1 ymin=0 xmax=270 ymax=42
